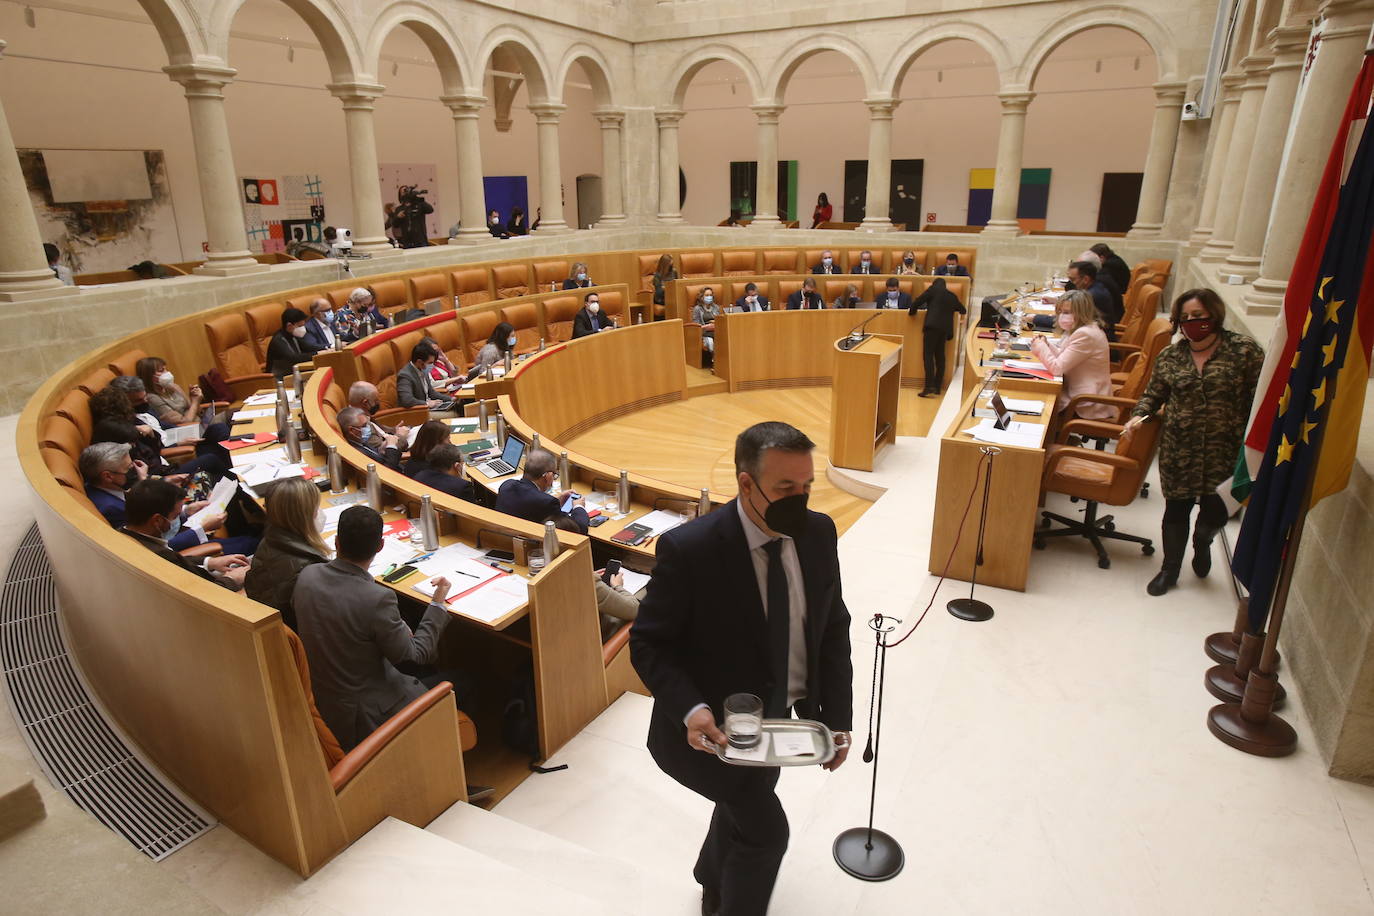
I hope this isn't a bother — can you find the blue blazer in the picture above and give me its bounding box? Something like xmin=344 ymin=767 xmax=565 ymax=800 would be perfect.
xmin=302 ymin=316 xmax=338 ymax=352
xmin=413 ymin=467 xmax=477 ymax=503
xmin=87 ymin=484 xmax=199 ymax=551
xmin=933 ymin=264 xmax=969 ymax=277
xmin=494 ymin=477 xmax=589 ymax=533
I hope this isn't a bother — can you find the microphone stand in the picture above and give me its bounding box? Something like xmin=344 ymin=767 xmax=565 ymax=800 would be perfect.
xmin=834 ymin=614 xmax=904 ymax=881
xmin=947 ymin=445 xmax=1000 ymax=621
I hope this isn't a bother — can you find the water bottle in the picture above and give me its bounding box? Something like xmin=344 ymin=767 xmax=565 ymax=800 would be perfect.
xmin=484 ymin=363 xmax=495 ymax=382
xmin=539 ymin=337 xmax=546 ymax=352
xmin=494 ymin=412 xmax=507 ymax=449
xmin=365 ymin=463 xmax=382 ymax=511
xmin=531 ymin=433 xmax=541 ymax=454
xmin=478 ymin=400 xmax=489 ymax=432
xmin=419 ymin=494 xmax=439 ymax=551
xmin=504 ymin=350 xmax=513 ymax=374
xmin=698 ymin=487 xmax=711 ymax=517
xmin=327 ymin=444 xmax=344 ymax=494
xmin=292 ymin=365 xmax=304 ymax=398
xmin=542 ymin=519 xmax=559 ymax=563
xmin=362 ymin=315 xmax=375 ymax=338
xmin=558 ymin=451 xmax=571 ymax=490
xmin=282 ymin=421 xmax=301 ymax=462
xmin=617 ymin=470 xmax=630 ymax=515
xmin=274 ymin=380 xmax=289 ymax=431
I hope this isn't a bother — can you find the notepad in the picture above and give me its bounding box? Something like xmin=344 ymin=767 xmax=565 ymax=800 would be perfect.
xmin=159 ymin=424 xmax=200 ymax=447
xmin=448 ymin=574 xmax=530 ymax=623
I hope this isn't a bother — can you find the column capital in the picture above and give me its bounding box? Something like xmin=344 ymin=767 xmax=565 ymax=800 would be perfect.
xmin=862 ymin=97 xmax=900 ymax=118
xmin=592 ymin=107 xmax=626 ymax=128
xmin=1317 ymin=0 xmax=1374 ymax=34
xmin=655 ymin=107 xmax=687 ymax=126
xmin=439 ymin=93 xmax=487 ymax=116
xmin=528 ymin=101 xmax=567 ymax=125
xmin=164 ymin=63 xmax=238 ymax=98
xmin=997 ymin=90 xmax=1035 ymax=112
xmin=1240 ymin=54 xmax=1275 ymax=81
xmin=327 ymin=81 xmax=385 ymax=109
xmin=750 ymin=104 xmax=784 ymax=124
xmin=1151 ymin=81 xmax=1188 ymax=106
xmin=1267 ymin=24 xmax=1313 ymax=61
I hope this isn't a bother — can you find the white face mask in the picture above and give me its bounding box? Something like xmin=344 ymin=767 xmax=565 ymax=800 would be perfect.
xmin=507 ymin=335 xmax=517 ymax=347
xmin=157 ymin=371 xmax=174 ymax=387
xmin=888 ymin=290 xmax=898 ymax=299
xmin=588 ymin=302 xmax=600 ymax=314
xmin=291 ymin=325 xmax=306 ymax=338
xmin=322 ymin=309 xmax=334 ymax=323
xmin=861 ymin=259 xmax=871 ymax=267
xmin=314 ymin=509 xmax=327 ymax=532
xmin=703 ymin=295 xmax=713 ymax=304
xmin=577 ymin=273 xmax=587 ymax=281
xmin=1058 ymin=313 xmax=1077 ymax=331
xmin=822 ymin=257 xmax=832 ymax=266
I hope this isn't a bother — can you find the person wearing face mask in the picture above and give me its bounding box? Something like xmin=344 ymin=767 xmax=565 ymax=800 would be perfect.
xmin=810 ymin=250 xmax=837 ymax=275
xmin=692 ymin=287 xmax=721 ymax=361
xmin=243 ymin=477 xmax=330 ymax=628
xmin=562 ymin=261 xmax=594 ymax=290
xmin=95 ymin=378 xmax=233 ymax=479
xmin=336 ymin=288 xmax=391 ymax=343
xmin=265 ymin=307 xmax=319 ymax=379
xmin=573 ymin=292 xmax=615 ymax=338
xmin=831 ymin=283 xmax=862 ymax=310
xmin=338 ymin=406 xmax=403 ymax=470
xmin=810 ymin=192 xmax=833 ymax=228
xmin=933 ymin=253 xmax=969 ymax=277
xmin=1028 ymin=290 xmax=1111 ymax=417
xmin=303 ymin=297 xmax=339 ymax=352
xmin=853 ymin=250 xmax=877 ymax=274
xmin=630 ymin=422 xmax=853 ymax=916
xmin=733 ymin=282 xmax=770 ymax=312
xmin=487 ymin=209 xmax=509 ymax=239
xmin=1123 ymin=288 xmax=1263 ymax=597
xmin=785 ymin=277 xmax=823 ymax=310
xmin=467 ymin=322 xmax=519 ymax=380
xmin=895 ymin=250 xmax=921 ymax=276
xmin=345 ymin=381 xmax=410 ymax=442
xmin=877 ymin=277 xmax=912 ymax=311
xmin=1065 ymin=260 xmax=1121 ymax=339
xmin=412 ymin=443 xmax=480 ymax=504
xmin=121 ymin=479 xmax=250 ymax=590
xmin=495 ymin=447 xmax=589 ymax=533
xmin=909 ymin=278 xmax=968 ymax=397
xmin=397 ymin=341 xmax=457 ymax=416
xmin=136 ymin=355 xmax=208 ymax=427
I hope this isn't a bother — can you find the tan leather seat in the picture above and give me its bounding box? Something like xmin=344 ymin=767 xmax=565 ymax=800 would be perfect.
xmin=42 ymin=446 xmax=83 ymax=492
xmin=678 ymin=251 xmax=716 ymax=278
xmin=79 ymin=366 xmax=116 ymax=396
xmin=762 ymin=250 xmax=799 ymax=274
xmin=451 ymin=268 xmax=493 ymax=308
xmin=1112 ymin=318 xmax=1171 ymax=394
xmin=721 ymin=251 xmax=757 ymax=276
xmin=637 ymin=253 xmax=662 ymax=296
xmin=245 ymin=302 xmax=285 ymax=366
xmin=106 ymin=349 xmax=148 ymax=378
xmin=493 ymin=264 xmax=529 ymax=299
xmin=460 ymin=310 xmax=500 ymax=363
xmin=844 ymin=250 xmax=887 ymax=273
xmin=388 ymin=330 xmax=426 ymax=371
xmin=935 ymin=246 xmax=977 ymax=276
xmin=532 ymin=260 xmax=569 ymax=292
xmin=427 ymin=320 xmax=463 ymax=367
xmin=359 ymin=346 xmax=400 ymax=411
xmin=370 ymin=278 xmax=411 ymax=319
xmin=409 ymin=272 xmax=451 ymax=311
xmin=599 ymin=290 xmax=626 ymax=326
xmin=40 ymin=415 xmax=85 ymax=460
xmin=205 ymin=313 xmax=272 ymax=396
xmin=823 ymin=279 xmax=856 ymax=303
xmin=499 ymin=302 xmax=541 ymax=354
xmin=544 ymin=295 xmax=581 ymax=343
xmin=56 ymin=389 xmax=94 ymax=441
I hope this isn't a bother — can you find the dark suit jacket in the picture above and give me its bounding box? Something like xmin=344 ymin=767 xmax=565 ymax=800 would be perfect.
xmin=413 ymin=466 xmax=477 ymax=503
xmin=1102 ymin=255 xmax=1131 ymax=294
xmin=396 ymin=361 xmax=442 ymax=408
xmin=1088 ymin=280 xmax=1123 ymax=335
xmin=630 ymin=500 xmax=852 ymax=777
xmin=909 ymin=287 xmax=966 ymax=336
xmin=852 ymin=262 xmax=878 ymax=274
xmin=302 ymin=317 xmax=338 ymax=352
xmin=265 ymin=330 xmax=317 ymax=379
xmin=89 ymin=484 xmax=199 ymax=551
xmin=562 ymin=278 xmax=593 ymax=290
xmin=877 ymin=291 xmax=913 ymax=311
xmin=572 ymin=308 xmax=611 ymax=339
xmin=786 ymin=290 xmax=823 ymax=310
xmin=933 ymin=264 xmax=970 ymax=277
xmin=810 ymin=262 xmax=838 ymax=275
xmin=733 ymin=295 xmax=770 ymax=312
xmin=352 ymin=435 xmax=402 ymax=471
xmin=495 ymin=477 xmax=590 ymax=533
xmin=122 ymin=528 xmax=232 ymax=588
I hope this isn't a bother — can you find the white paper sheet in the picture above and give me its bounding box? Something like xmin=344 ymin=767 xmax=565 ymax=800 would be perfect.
xmin=617 ymin=569 xmax=651 ymax=595
xmin=636 ymin=509 xmax=689 ymax=536
xmin=367 ymin=537 xmax=421 ymax=577
xmin=233 ymin=407 xmax=275 ymax=420
xmin=186 ymin=477 xmax=238 ymax=530
xmin=239 ymin=460 xmax=307 ymax=488
xmin=977 ymin=394 xmax=1045 ymax=416
xmin=722 ymin=734 xmax=771 ymax=762
xmin=243 ymin=391 xmax=299 ymax=407
xmin=318 ymin=503 xmax=352 ymax=534
xmin=963 ymin=420 xmax=1043 ymax=448
xmin=412 ymin=557 xmax=498 ymax=596
xmin=160 ymin=424 xmax=200 ymax=447
xmin=447 ymin=574 xmax=530 ymax=623
xmin=230 ymin=446 xmax=286 ymax=468
xmin=772 ymin=731 xmax=817 ymax=757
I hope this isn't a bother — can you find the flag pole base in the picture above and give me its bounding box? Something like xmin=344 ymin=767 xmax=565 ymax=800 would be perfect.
xmin=947 ymin=598 xmax=994 ymax=622
xmin=1203 ymin=631 xmax=1240 ymax=665
xmin=833 ymin=827 xmax=904 ymax=881
xmin=1208 ymin=669 xmax=1297 ymax=757
xmin=1205 ymin=630 xmax=1285 ymax=707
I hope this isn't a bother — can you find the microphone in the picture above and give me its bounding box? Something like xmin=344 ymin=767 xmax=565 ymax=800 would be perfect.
xmin=840 ymin=312 xmax=883 ymax=350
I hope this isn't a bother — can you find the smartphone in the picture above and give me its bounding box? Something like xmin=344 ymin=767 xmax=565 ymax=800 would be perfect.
xmin=561 ymin=494 xmax=577 ymax=514
xmin=588 ymin=515 xmax=609 ymax=527
xmin=382 ymin=563 xmax=417 ymax=583
xmin=484 ymin=548 xmax=515 ymax=562
xmin=601 ymin=558 xmax=622 ymax=586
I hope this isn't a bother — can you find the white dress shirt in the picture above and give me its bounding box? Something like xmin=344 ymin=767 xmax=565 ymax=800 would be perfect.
xmin=735 ymin=498 xmax=808 ymax=708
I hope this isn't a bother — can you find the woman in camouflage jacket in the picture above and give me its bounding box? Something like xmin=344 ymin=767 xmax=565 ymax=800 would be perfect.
xmin=1124 ymin=288 xmax=1263 ymax=596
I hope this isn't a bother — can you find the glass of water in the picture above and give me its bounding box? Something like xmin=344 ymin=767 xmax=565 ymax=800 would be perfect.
xmin=724 ymin=693 xmax=763 ymax=749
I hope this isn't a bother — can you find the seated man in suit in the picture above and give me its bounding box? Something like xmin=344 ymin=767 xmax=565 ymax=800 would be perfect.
xmin=346 ymin=381 xmax=410 ymax=441
xmin=852 ymin=250 xmax=878 ymax=274
xmin=121 ymin=478 xmax=249 ymax=590
xmin=412 ymin=443 xmax=478 ymax=503
xmin=933 ymin=253 xmax=970 ymax=277
xmin=810 ymin=250 xmax=837 ymax=275
xmin=877 ymin=276 xmax=912 ymax=310
xmin=337 ymin=406 xmax=403 ymax=470
xmin=265 ymin=307 xmax=320 ymax=379
xmin=494 ymin=447 xmax=590 ymax=534
xmin=733 ymin=282 xmax=770 ymax=312
xmin=396 ymin=340 xmax=457 ymax=416
xmin=785 ymin=277 xmax=823 ymax=310
xmin=302 ymin=297 xmax=339 ymax=351
xmin=572 ymin=292 xmax=616 ymax=338
xmin=1067 ymin=259 xmax=1121 ymax=337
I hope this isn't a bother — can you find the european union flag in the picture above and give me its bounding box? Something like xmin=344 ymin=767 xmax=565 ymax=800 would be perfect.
xmin=1231 ymin=61 xmax=1374 ymax=633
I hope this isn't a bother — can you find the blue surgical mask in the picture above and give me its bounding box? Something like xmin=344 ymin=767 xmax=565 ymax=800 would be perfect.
xmin=322 ymin=309 xmax=334 ymax=323
xmin=357 ymin=425 xmax=372 ymax=444
xmin=507 ymin=335 xmax=517 ymax=347
xmin=163 ymin=514 xmax=181 ymax=540
xmin=703 ymin=295 xmax=714 ymax=304
xmin=577 ymin=272 xmax=587 ymax=281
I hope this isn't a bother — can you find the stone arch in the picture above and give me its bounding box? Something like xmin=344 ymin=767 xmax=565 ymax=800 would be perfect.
xmin=556 ymin=43 xmax=616 ymax=109
xmin=208 ymin=0 xmax=363 ymax=84
xmin=475 ymin=25 xmax=553 ymax=101
xmin=135 ymin=0 xmax=203 ymax=65
xmin=1017 ymin=5 xmax=1176 ymax=86
xmin=882 ymin=23 xmax=1013 ymax=96
xmin=764 ymin=33 xmax=880 ymax=101
xmin=363 ymin=3 xmax=467 ymax=94
xmin=665 ymin=43 xmax=764 ymax=109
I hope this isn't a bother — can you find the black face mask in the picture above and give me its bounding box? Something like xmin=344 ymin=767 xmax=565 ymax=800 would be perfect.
xmin=365 ymin=400 xmax=380 ymax=416
xmin=121 ymin=469 xmax=137 ymax=490
xmin=748 ymin=475 xmax=809 ymax=538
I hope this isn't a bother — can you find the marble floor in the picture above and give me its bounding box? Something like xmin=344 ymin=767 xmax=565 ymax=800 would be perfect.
xmin=4 ymin=397 xmax=1374 ymax=913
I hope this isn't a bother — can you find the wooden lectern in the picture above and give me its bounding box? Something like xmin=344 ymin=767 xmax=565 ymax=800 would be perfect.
xmin=830 ymin=333 xmax=903 ymax=471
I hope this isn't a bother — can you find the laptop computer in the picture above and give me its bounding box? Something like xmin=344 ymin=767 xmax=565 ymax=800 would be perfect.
xmin=474 ymin=436 xmax=526 ymax=478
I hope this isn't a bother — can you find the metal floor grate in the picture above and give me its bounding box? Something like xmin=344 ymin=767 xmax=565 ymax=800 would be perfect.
xmin=1 ymin=524 xmax=215 ymax=860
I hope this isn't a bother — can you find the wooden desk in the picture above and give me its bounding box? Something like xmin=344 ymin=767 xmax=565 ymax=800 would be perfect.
xmin=960 ymin=319 xmax=1062 ymax=400
xmin=830 ymin=333 xmax=902 ymax=471
xmin=928 ymin=380 xmax=1060 ymax=591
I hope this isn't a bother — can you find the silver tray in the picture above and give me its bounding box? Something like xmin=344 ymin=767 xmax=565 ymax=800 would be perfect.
xmin=713 ymin=718 xmax=836 ymax=768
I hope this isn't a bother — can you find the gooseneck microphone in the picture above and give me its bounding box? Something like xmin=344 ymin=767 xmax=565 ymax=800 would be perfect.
xmin=840 ymin=313 xmax=884 ymax=350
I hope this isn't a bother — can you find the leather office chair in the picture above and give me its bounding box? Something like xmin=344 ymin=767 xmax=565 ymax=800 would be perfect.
xmin=678 ymin=251 xmax=716 ymax=279
xmin=451 ymin=268 xmax=494 ymax=308
xmin=409 ymin=272 xmax=451 ymax=312
xmin=721 ymin=250 xmax=757 ymax=276
xmin=532 ymin=259 xmax=569 ymax=292
xmin=1112 ymin=317 xmax=1172 ymax=393
xmin=78 ymin=366 xmax=117 ymax=397
xmin=205 ymin=313 xmax=274 ymax=401
xmin=459 ymin=309 xmax=500 ymax=364
xmin=499 ymin=301 xmax=541 ymax=354
xmin=1034 ymin=411 xmax=1162 ymax=568
xmin=106 ymin=349 xmax=149 ymax=379
xmin=544 ymin=295 xmax=581 ymax=343
xmin=1109 ymin=284 xmax=1161 ymax=367
xmin=762 ymin=249 xmax=800 ymax=274
xmin=245 ymin=301 xmax=286 ymax=366
xmin=426 ymin=320 xmax=464 ymax=368
xmin=492 ymin=264 xmax=530 ymax=299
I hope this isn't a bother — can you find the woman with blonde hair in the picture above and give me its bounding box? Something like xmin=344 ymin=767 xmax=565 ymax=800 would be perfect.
xmin=1029 ymin=289 xmax=1114 ymax=420
xmin=651 ymin=253 xmax=677 ymax=313
xmin=563 ymin=261 xmax=594 ymax=290
xmin=895 ymin=250 xmax=921 ymax=275
xmin=244 ymin=477 xmax=329 ymax=628
xmin=691 ymin=286 xmax=721 ymax=361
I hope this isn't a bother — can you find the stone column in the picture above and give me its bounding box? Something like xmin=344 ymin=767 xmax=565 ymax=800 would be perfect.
xmin=983 ymin=91 xmax=1034 ymax=235
xmin=749 ymin=104 xmax=783 ymax=227
xmin=327 ymin=81 xmax=395 ymax=256
xmin=592 ymin=108 xmax=627 ymax=226
xmin=164 ymin=64 xmax=266 ymax=275
xmin=1199 ymin=58 xmax=1272 ymax=261
xmin=440 ymin=93 xmax=491 ymax=244
xmin=860 ymin=97 xmax=900 ymax=231
xmin=655 ymin=108 xmax=685 ymax=224
xmin=1222 ymin=28 xmax=1309 ymax=283
xmin=0 ymin=53 xmax=65 ymax=301
xmin=1190 ymin=73 xmax=1244 ymax=243
xmin=528 ymin=102 xmax=570 ymax=233
xmin=1128 ymin=81 xmax=1188 ymax=237
xmin=1246 ymin=0 xmax=1373 ymax=313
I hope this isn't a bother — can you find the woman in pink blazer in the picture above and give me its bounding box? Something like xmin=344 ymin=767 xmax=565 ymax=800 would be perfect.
xmin=1030 ymin=290 xmax=1115 ymax=420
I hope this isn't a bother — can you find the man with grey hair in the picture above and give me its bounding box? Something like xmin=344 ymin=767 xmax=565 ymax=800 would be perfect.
xmin=81 ymin=441 xmax=223 ymax=552
xmin=337 ymin=405 xmax=401 ymax=470
xmin=302 ymin=297 xmax=338 ymax=351
xmin=494 ymin=446 xmax=588 ymax=533
xmin=336 ymin=287 xmax=390 ymax=343
xmin=631 ymin=421 xmax=853 ymax=915
xmin=346 ymin=381 xmax=409 ymax=441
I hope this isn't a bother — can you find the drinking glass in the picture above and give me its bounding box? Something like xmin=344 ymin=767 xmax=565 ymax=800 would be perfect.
xmin=724 ymin=693 xmax=763 ymax=749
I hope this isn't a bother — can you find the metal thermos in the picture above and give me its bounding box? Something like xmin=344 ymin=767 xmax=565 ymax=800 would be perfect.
xmin=617 ymin=470 xmax=631 ymax=514
xmin=495 ymin=412 xmax=507 ymax=449
xmin=327 ymin=445 xmax=344 ymax=494
xmin=538 ymin=337 xmax=546 ymax=352
xmin=531 ymin=433 xmax=541 ymax=454
xmin=504 ymin=350 xmax=513 ymax=373
xmin=292 ymin=365 xmax=304 ymax=398
xmin=419 ymin=494 xmax=439 ymax=551
xmin=365 ymin=463 xmax=382 ymax=510
xmin=558 ymin=451 xmax=571 ymax=490
xmin=484 ymin=363 xmax=495 ymax=382
xmin=478 ymin=400 xmax=489 ymax=432
xmin=274 ymin=380 xmax=289 ymax=431
xmin=283 ymin=421 xmax=301 ymax=462
xmin=542 ymin=520 xmax=559 ymax=564
xmin=362 ymin=315 xmax=374 ymax=338
xmin=699 ymin=488 xmax=711 ymax=517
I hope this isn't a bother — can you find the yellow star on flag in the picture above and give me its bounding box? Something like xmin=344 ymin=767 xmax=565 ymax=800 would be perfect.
xmin=1318 ymin=276 xmax=1332 ymax=298
xmin=1300 ymin=418 xmax=1319 ymax=443
xmin=1280 ymin=384 xmax=1291 ymax=413
xmin=1312 ymin=378 xmax=1327 ymax=410
xmin=1323 ymin=338 xmax=1339 ymax=366
xmin=1276 ymin=434 xmax=1295 ymax=464
xmin=1326 ymin=297 xmax=1345 ymax=323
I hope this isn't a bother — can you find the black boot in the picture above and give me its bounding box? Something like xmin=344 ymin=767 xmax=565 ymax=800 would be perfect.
xmin=1192 ymin=520 xmax=1220 ymax=577
xmin=1147 ymin=522 xmax=1189 ymax=596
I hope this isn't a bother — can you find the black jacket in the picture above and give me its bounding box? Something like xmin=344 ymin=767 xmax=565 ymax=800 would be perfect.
xmin=733 ymin=295 xmax=770 ymax=312
xmin=631 ymin=500 xmax=852 ymax=777
xmin=122 ymin=528 xmax=233 ymax=589
xmin=495 ymin=477 xmax=590 ymax=533
xmin=413 ymin=466 xmax=478 ymax=503
xmin=877 ymin=290 xmax=913 ymax=311
xmin=909 ymin=279 xmax=967 ymax=337
xmin=1101 ymin=254 xmax=1131 ymax=294
xmin=265 ymin=330 xmax=318 ymax=379
xmin=572 ymin=308 xmax=612 ymax=338
xmin=786 ymin=290 xmax=824 ymax=310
